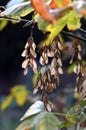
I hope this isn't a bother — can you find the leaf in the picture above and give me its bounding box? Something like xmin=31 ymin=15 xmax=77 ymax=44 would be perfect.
xmin=61 ymin=0 xmax=71 ymax=7
xmin=11 ymin=85 xmax=28 ymax=106
xmin=20 ymin=101 xmax=45 ymax=121
xmin=67 ymin=62 xmax=76 ymax=74
xmin=0 ymin=20 xmax=8 ymax=31
xmin=32 ymin=73 xmax=39 ymax=86
xmin=35 ymin=112 xmax=59 ymax=130
xmin=40 ymin=11 xmax=71 ymax=47
xmin=19 ymin=6 xmax=34 ymax=17
xmin=67 ymin=61 xmax=86 ymax=74
xmin=16 ymin=116 xmax=36 ymax=130
xmin=1 ymin=2 xmax=33 ymax=18
xmin=57 ymin=121 xmax=73 ymax=128
xmin=67 ymin=11 xmax=81 ymax=30
xmin=6 ymin=0 xmax=29 ymax=8
xmin=49 ymin=0 xmax=59 ymax=9
xmin=1 ymin=94 xmax=13 ymax=110
xmin=66 ymin=102 xmax=86 ymax=124
xmin=56 ymin=0 xmax=71 ymax=8
xmin=31 ymin=0 xmax=56 ymax=24
xmin=34 ymin=14 xmax=49 ymax=30
xmin=17 ymin=111 xmax=59 ymax=130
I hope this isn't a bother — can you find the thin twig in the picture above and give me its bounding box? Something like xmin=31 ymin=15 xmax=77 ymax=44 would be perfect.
xmin=62 ymin=30 xmax=86 ymax=42
xmin=51 ymin=112 xmax=67 ymax=117
xmin=78 ymin=28 xmax=86 ymax=33
xmin=0 ymin=16 xmax=33 ymax=25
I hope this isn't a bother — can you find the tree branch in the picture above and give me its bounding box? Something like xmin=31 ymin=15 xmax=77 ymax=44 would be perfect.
xmin=62 ymin=30 xmax=86 ymax=42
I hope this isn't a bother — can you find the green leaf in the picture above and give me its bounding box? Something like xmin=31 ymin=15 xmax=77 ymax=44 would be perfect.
xmin=32 ymin=73 xmax=39 ymax=86
xmin=0 ymin=20 xmax=8 ymax=31
xmin=57 ymin=121 xmax=73 ymax=128
xmin=16 ymin=116 xmax=37 ymax=130
xmin=1 ymin=2 xmax=34 ymax=18
xmin=66 ymin=103 xmax=86 ymax=124
xmin=16 ymin=111 xmax=59 ymax=130
xmin=67 ymin=62 xmax=76 ymax=74
xmin=35 ymin=14 xmax=49 ymax=30
xmin=13 ymin=5 xmax=34 ymax=17
xmin=67 ymin=61 xmax=86 ymax=74
xmin=35 ymin=112 xmax=59 ymax=130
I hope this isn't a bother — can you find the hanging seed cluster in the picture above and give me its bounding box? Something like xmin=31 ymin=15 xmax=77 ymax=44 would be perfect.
xmin=34 ymin=37 xmax=63 ymax=111
xmin=69 ymin=39 xmax=86 ymax=101
xmin=21 ymin=36 xmax=38 ymax=75
xmin=75 ymin=64 xmax=86 ymax=101
xmin=21 ymin=36 xmax=63 ymax=111
xmin=70 ymin=40 xmax=82 ymax=65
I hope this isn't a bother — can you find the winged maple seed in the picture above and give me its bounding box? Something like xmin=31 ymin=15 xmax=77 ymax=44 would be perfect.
xmin=70 ymin=39 xmax=82 ymax=67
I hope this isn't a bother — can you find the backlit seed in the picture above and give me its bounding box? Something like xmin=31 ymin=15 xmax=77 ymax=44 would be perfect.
xmin=30 ymin=48 xmax=37 ymax=58
xmin=39 ymin=56 xmax=45 ymax=65
xmin=58 ymin=41 xmax=63 ymax=50
xmin=24 ymin=68 xmax=28 ymax=75
xmin=44 ymin=55 xmax=48 ymax=64
xmin=58 ymin=67 xmax=63 ymax=74
xmin=73 ymin=64 xmax=81 ymax=74
xmin=82 ymin=80 xmax=86 ymax=90
xmin=25 ymin=42 xmax=29 ymax=49
xmin=21 ymin=49 xmax=28 ymax=57
xmin=22 ymin=59 xmax=29 ymax=68
xmin=46 ymin=104 xmax=52 ymax=112
xmin=51 ymin=58 xmax=57 ymax=67
xmin=78 ymin=52 xmax=82 ymax=60
xmin=32 ymin=59 xmax=37 ymax=69
xmin=51 ymin=67 xmax=57 ymax=75
xmin=77 ymin=44 xmax=82 ymax=51
xmin=33 ymin=88 xmax=38 ymax=94
xmin=47 ymin=49 xmax=54 ymax=57
xmin=32 ymin=42 xmax=36 ymax=50
xmin=57 ymin=58 xmax=62 ymax=67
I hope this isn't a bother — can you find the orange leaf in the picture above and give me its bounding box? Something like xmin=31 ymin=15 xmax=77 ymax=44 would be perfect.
xmin=31 ymin=0 xmax=56 ymax=24
xmin=49 ymin=0 xmax=59 ymax=9
xmin=81 ymin=10 xmax=86 ymax=15
xmin=62 ymin=0 xmax=71 ymax=7
xmin=25 ymin=127 xmax=30 ymax=130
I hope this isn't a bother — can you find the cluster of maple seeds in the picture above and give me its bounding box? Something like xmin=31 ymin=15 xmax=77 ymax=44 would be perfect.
xmin=75 ymin=64 xmax=86 ymax=101
xmin=21 ymin=36 xmax=38 ymax=75
xmin=21 ymin=36 xmax=63 ymax=111
xmin=69 ymin=39 xmax=86 ymax=101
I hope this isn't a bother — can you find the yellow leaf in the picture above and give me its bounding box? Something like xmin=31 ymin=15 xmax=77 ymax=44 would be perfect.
xmin=0 ymin=20 xmax=8 ymax=31
xmin=40 ymin=12 xmax=70 ymax=47
xmin=67 ymin=11 xmax=81 ymax=30
xmin=11 ymin=85 xmax=28 ymax=106
xmin=1 ymin=94 xmax=13 ymax=110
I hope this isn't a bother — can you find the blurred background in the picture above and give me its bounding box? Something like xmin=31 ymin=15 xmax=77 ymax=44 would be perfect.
xmin=0 ymin=1 xmax=86 ymax=130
